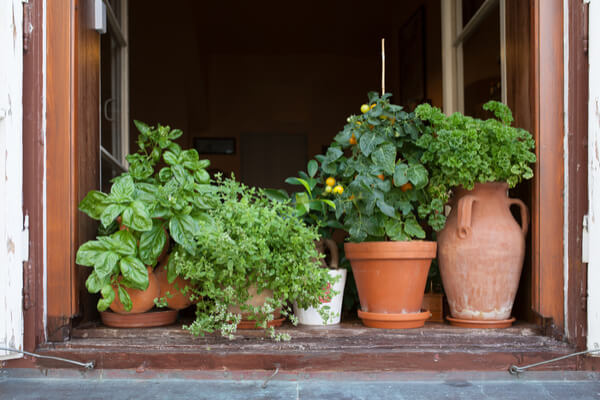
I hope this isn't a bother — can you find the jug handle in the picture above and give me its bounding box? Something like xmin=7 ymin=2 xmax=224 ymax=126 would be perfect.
xmin=323 ymin=238 xmax=339 ymax=269
xmin=457 ymin=195 xmax=477 ymax=239
xmin=507 ymin=198 xmax=529 ymax=237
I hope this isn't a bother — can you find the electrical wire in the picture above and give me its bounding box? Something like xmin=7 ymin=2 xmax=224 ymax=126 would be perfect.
xmin=0 ymin=347 xmax=95 ymax=369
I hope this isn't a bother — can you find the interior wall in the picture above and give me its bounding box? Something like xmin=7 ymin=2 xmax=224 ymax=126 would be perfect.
xmin=129 ymin=0 xmax=442 ymax=187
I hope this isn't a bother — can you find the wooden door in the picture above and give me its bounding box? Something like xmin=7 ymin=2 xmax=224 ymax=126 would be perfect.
xmin=46 ymin=0 xmax=100 ymax=341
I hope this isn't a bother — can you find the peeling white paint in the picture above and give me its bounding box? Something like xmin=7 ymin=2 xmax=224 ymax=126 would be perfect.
xmin=588 ymin=0 xmax=600 ymax=354
xmin=0 ymin=0 xmax=24 ymax=360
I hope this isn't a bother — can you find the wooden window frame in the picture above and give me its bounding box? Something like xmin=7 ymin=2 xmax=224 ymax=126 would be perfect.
xmin=25 ymin=0 xmax=572 ymax=354
xmin=441 ymin=0 xmax=508 ymax=114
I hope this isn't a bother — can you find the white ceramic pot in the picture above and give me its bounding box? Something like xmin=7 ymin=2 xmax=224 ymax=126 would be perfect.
xmin=293 ymin=269 xmax=347 ymax=325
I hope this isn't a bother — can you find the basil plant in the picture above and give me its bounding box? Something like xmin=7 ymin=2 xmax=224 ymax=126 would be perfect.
xmin=76 ymin=121 xmax=215 ymax=312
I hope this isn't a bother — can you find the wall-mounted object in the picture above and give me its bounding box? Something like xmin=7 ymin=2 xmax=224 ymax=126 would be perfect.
xmin=92 ymin=0 xmax=107 ymax=34
xmin=193 ymin=137 xmax=236 ymax=155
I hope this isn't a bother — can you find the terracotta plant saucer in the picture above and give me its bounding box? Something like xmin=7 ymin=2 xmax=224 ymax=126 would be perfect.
xmin=357 ymin=310 xmax=431 ymax=329
xmin=100 ymin=309 xmax=178 ymax=328
xmin=446 ymin=316 xmax=516 ymax=329
xmin=237 ymin=317 xmax=286 ymax=330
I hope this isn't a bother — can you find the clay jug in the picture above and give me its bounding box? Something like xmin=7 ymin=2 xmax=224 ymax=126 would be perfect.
xmin=437 ymin=182 xmax=529 ymax=322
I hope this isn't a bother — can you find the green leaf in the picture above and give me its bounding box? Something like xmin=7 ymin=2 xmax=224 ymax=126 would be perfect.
xmin=163 ymin=151 xmax=178 ymax=166
xmin=76 ymin=240 xmax=108 ymax=267
xmin=307 ymin=160 xmax=318 ymax=178
xmin=121 ymin=201 xmax=153 ymax=232
xmin=263 ymin=188 xmax=290 ymax=202
xmin=139 ymin=221 xmax=167 ymax=266
xmin=110 ymin=175 xmax=135 ymax=202
xmin=85 ymin=271 xmax=104 ymax=294
xmin=385 ymin=219 xmax=408 ymax=241
xmin=321 ymin=199 xmax=336 ymax=210
xmin=120 ymin=256 xmax=149 ymax=290
xmin=194 ymin=169 xmax=210 ymax=184
xmin=118 ymin=286 xmax=133 ymax=312
xmin=97 ymin=284 xmax=116 ymax=312
xmin=79 ymin=191 xmax=108 ymax=220
xmin=167 ymin=255 xmax=178 ymax=284
xmin=94 ymin=251 xmax=120 ymax=280
xmin=407 ymin=164 xmax=428 ymax=188
xmin=97 ymin=230 xmax=137 ymax=256
xmin=170 ymin=214 xmax=200 ymax=253
xmin=134 ymin=120 xmax=151 ymax=136
xmin=376 ymin=199 xmax=396 ymax=218
xmin=171 ymin=164 xmax=187 ymax=185
xmin=371 ymin=143 xmax=396 ymax=175
xmin=393 ymin=163 xmax=409 ymax=186
xmin=100 ymin=204 xmax=125 ymax=229
xmin=359 ymin=132 xmax=385 ymax=156
xmin=404 ymin=217 xmax=426 ymax=239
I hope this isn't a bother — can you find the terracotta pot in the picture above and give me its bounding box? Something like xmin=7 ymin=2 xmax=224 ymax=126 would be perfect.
xmin=155 ymin=256 xmax=193 ymax=310
xmin=437 ymin=182 xmax=529 ymax=325
xmin=345 ymin=241 xmax=436 ymax=328
xmin=100 ymin=309 xmax=178 ymax=328
xmin=228 ymin=285 xmax=283 ymax=329
xmin=109 ymin=267 xmax=160 ymax=314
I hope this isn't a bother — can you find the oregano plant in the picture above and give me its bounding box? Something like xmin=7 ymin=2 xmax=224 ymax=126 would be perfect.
xmin=167 ymin=177 xmax=333 ymax=340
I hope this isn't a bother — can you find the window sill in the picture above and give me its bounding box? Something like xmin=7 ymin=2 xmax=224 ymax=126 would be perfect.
xmin=36 ymin=320 xmax=576 ymax=371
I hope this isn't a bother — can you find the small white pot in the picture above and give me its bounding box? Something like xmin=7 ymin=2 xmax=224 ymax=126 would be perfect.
xmin=293 ymin=269 xmax=347 ymax=325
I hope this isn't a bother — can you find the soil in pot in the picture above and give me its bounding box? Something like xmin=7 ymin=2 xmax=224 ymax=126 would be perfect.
xmin=345 ymin=241 xmax=436 ymax=329
xmin=437 ymin=182 xmax=528 ymax=328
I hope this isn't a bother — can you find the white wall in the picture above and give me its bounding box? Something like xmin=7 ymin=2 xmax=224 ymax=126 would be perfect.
xmin=0 ymin=0 xmax=25 ymax=360
xmin=589 ymin=0 xmax=600 ymax=353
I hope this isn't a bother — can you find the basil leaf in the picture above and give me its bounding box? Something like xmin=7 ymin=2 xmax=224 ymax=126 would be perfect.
xmin=118 ymin=286 xmax=132 ymax=312
xmin=122 ymin=201 xmax=152 ymax=232
xmin=97 ymin=230 xmax=137 ymax=256
xmin=97 ymin=284 xmax=116 ymax=312
xmin=119 ymin=256 xmax=149 ymax=290
xmin=139 ymin=221 xmax=167 ymax=266
xmin=110 ymin=175 xmax=135 ymax=202
xmin=78 ymin=190 xmax=108 ymax=220
xmin=170 ymin=214 xmax=199 ymax=254
xmin=85 ymin=271 xmax=103 ymax=294
xmin=163 ymin=151 xmax=178 ymax=166
xmin=100 ymin=204 xmax=125 ymax=228
xmin=94 ymin=251 xmax=120 ymax=281
xmin=76 ymin=240 xmax=108 ymax=267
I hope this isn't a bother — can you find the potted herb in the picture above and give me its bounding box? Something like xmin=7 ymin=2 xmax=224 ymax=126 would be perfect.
xmin=416 ymin=101 xmax=536 ymax=328
xmin=267 ymin=164 xmax=347 ymax=325
xmin=315 ymin=92 xmax=448 ymax=329
xmin=167 ymin=177 xmax=333 ymax=340
xmin=76 ymin=121 xmax=212 ymax=327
